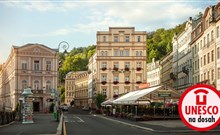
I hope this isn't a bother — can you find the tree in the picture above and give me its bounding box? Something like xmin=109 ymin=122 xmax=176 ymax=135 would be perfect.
xmin=95 ymin=93 xmax=106 ymax=109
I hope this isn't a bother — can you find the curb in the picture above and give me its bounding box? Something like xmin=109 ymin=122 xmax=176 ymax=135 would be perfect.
xmin=0 ymin=121 xmax=15 ymax=128
xmin=56 ymin=113 xmax=63 ymax=135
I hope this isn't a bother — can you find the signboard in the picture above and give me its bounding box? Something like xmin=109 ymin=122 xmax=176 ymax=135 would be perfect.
xmin=158 ymin=92 xmax=171 ymax=97
xmin=22 ymin=97 xmax=34 ymax=124
xmin=179 ymin=84 xmax=220 ymax=131
xmin=139 ymin=83 xmax=150 ymax=89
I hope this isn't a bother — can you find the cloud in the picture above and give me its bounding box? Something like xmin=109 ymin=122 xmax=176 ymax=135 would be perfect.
xmin=3 ymin=1 xmax=79 ymax=12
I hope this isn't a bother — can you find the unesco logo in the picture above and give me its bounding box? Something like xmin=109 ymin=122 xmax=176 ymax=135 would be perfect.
xmin=178 ymin=84 xmax=220 ymax=131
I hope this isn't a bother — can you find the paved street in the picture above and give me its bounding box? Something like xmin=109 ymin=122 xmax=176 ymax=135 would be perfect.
xmin=0 ymin=113 xmax=58 ymax=135
xmin=64 ymin=107 xmax=220 ymax=135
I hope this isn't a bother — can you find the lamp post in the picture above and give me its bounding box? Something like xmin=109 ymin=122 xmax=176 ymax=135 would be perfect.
xmin=54 ymin=41 xmax=69 ymax=121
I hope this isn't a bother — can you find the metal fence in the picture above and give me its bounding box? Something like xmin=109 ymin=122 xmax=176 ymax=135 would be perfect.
xmin=0 ymin=111 xmax=16 ymax=125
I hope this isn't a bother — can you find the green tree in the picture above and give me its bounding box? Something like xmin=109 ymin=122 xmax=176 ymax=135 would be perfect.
xmin=95 ymin=93 xmax=106 ymax=109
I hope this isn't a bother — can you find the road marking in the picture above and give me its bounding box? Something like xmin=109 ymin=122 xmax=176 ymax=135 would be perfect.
xmin=97 ymin=115 xmax=154 ymax=132
xmin=73 ymin=116 xmax=84 ymax=122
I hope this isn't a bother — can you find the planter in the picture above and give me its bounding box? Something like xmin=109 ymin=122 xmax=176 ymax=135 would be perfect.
xmin=136 ymin=81 xmax=142 ymax=84
xmin=113 ymin=81 xmax=119 ymax=85
xmin=101 ymin=81 xmax=107 ymax=85
xmin=136 ymin=67 xmax=142 ymax=71
xmin=125 ymin=81 xmax=130 ymax=84
xmin=102 ymin=67 xmax=107 ymax=71
xmin=113 ymin=67 xmax=119 ymax=71
xmin=124 ymin=67 xmax=129 ymax=71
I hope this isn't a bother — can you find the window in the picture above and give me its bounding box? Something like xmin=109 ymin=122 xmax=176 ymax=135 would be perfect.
xmin=125 ymin=36 xmax=129 ymax=42
xmin=218 ymin=47 xmax=220 ymax=59
xmin=34 ymin=60 xmax=40 ymax=71
xmin=102 ymin=75 xmax=107 ymax=81
xmin=114 ymin=50 xmax=118 ymax=56
xmin=211 ymin=30 xmax=214 ymax=41
xmin=34 ymin=80 xmax=40 ymax=90
xmin=212 ymin=69 xmax=214 ymax=81
xmin=218 ymin=68 xmax=220 ymax=79
xmin=105 ymin=51 xmax=108 ymax=56
xmin=136 ymin=75 xmax=141 ymax=81
xmin=200 ymin=57 xmax=203 ymax=67
xmin=120 ymin=50 xmax=124 ymax=56
xmin=46 ymin=61 xmax=51 ymax=71
xmin=204 ymin=73 xmax=206 ymax=80
xmin=203 ymin=37 xmax=206 ymax=47
xmin=139 ymin=51 xmax=142 ymax=56
xmin=211 ymin=50 xmax=214 ymax=62
xmin=102 ymin=88 xmax=106 ymax=96
xmin=204 ymin=55 xmax=206 ymax=65
xmin=21 ymin=60 xmax=27 ymax=70
xmin=114 ymin=76 xmax=119 ymax=81
xmin=201 ymin=74 xmax=203 ymax=81
xmin=46 ymin=81 xmax=51 ymax=90
xmin=200 ymin=40 xmax=202 ymax=49
xmin=114 ymin=36 xmax=118 ymax=42
xmin=125 ymin=76 xmax=129 ymax=81
xmin=22 ymin=80 xmax=27 ymax=90
xmin=207 ymin=34 xmax=210 ymax=43
xmin=125 ymin=62 xmax=130 ymax=68
xmin=137 ymin=36 xmax=141 ymax=42
xmin=103 ymin=36 xmax=106 ymax=42
xmin=137 ymin=62 xmax=141 ymax=67
xmin=125 ymin=50 xmax=130 ymax=56
xmin=208 ymin=53 xmax=210 ymax=64
xmin=102 ymin=62 xmax=107 ymax=68
xmin=136 ymin=51 xmax=139 ymax=56
xmin=217 ymin=26 xmax=219 ymax=38
xmin=208 ymin=71 xmax=210 ymax=80
xmin=113 ymin=62 xmax=118 ymax=68
xmin=101 ymin=51 xmax=105 ymax=56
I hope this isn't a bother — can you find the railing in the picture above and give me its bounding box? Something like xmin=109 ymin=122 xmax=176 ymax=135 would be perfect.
xmin=32 ymin=90 xmax=44 ymax=94
xmin=0 ymin=111 xmax=16 ymax=125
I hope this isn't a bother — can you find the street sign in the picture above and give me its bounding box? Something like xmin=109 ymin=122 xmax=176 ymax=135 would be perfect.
xmin=158 ymin=92 xmax=171 ymax=97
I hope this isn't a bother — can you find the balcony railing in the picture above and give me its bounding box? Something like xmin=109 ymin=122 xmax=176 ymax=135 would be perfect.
xmin=182 ymin=66 xmax=189 ymax=74
xmin=170 ymin=73 xmax=177 ymax=80
xmin=31 ymin=90 xmax=44 ymax=94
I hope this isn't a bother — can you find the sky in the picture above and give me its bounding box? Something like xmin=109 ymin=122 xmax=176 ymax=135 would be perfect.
xmin=0 ymin=0 xmax=218 ymax=62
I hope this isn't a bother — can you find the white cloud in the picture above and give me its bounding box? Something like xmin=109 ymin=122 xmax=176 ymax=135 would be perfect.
xmin=3 ymin=1 xmax=79 ymax=12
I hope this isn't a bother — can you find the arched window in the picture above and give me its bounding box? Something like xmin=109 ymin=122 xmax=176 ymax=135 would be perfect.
xmin=46 ymin=80 xmax=51 ymax=90
xmin=22 ymin=80 xmax=27 ymax=90
xmin=34 ymin=80 xmax=40 ymax=90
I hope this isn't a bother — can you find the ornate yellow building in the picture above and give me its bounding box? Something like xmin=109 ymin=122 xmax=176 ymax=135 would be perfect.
xmin=96 ymin=27 xmax=147 ymax=99
xmin=0 ymin=44 xmax=58 ymax=112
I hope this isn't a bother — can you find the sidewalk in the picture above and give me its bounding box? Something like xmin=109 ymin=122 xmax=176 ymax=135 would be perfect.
xmin=0 ymin=113 xmax=59 ymax=135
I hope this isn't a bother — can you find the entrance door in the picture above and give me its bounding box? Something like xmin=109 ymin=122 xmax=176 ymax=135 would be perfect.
xmin=33 ymin=102 xmax=40 ymax=112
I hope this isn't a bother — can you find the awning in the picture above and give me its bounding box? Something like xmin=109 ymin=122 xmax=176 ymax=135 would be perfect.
xmin=101 ymin=98 xmax=114 ymax=106
xmin=113 ymin=85 xmax=162 ymax=105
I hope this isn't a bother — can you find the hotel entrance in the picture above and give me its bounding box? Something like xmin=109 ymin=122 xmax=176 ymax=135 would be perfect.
xmin=33 ymin=102 xmax=40 ymax=112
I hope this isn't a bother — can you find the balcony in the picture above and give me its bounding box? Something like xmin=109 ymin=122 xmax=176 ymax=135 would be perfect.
xmin=101 ymin=81 xmax=107 ymax=85
xmin=101 ymin=67 xmax=107 ymax=71
xmin=170 ymin=73 xmax=177 ymax=80
xmin=125 ymin=81 xmax=130 ymax=84
xmin=124 ymin=67 xmax=130 ymax=71
xmin=32 ymin=90 xmax=44 ymax=94
xmin=182 ymin=66 xmax=189 ymax=75
xmin=136 ymin=81 xmax=142 ymax=84
xmin=136 ymin=67 xmax=142 ymax=71
xmin=113 ymin=81 xmax=119 ymax=85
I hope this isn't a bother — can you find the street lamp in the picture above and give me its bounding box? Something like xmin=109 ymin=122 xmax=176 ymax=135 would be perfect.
xmin=53 ymin=41 xmax=69 ymax=121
